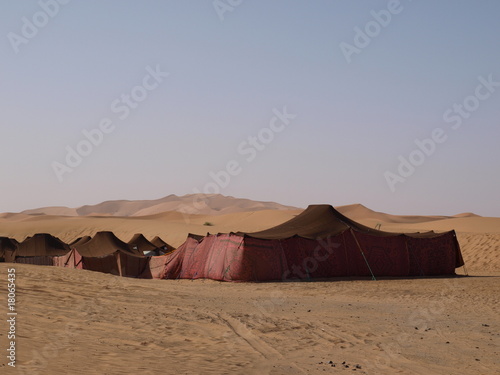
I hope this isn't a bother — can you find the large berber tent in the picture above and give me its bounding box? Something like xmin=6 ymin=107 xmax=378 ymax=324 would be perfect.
xmin=155 ymin=205 xmax=464 ymax=281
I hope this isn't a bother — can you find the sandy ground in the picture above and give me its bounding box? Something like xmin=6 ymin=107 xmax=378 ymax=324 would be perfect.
xmin=0 ymin=201 xmax=499 ymax=374
xmin=0 ymin=264 xmax=498 ymax=375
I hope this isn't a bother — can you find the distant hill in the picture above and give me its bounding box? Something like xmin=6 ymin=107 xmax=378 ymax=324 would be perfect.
xmin=452 ymin=212 xmax=481 ymax=218
xmin=16 ymin=195 xmax=481 ymax=221
xmin=20 ymin=194 xmax=300 ymax=217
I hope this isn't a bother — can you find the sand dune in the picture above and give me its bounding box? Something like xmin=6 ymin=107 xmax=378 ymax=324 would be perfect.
xmin=457 ymin=233 xmax=500 ymax=272
xmin=0 ymin=212 xmax=35 ymax=222
xmin=453 ymin=212 xmax=481 ymax=218
xmin=335 ymin=203 xmax=451 ymax=224
xmin=370 ymin=217 xmax=500 ymax=235
xmin=21 ymin=194 xmax=299 ymax=217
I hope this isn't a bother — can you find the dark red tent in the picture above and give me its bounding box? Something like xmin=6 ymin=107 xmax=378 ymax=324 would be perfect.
xmin=69 ymin=236 xmax=92 ymax=247
xmin=158 ymin=205 xmax=464 ymax=281
xmin=72 ymin=231 xmax=150 ymax=277
xmin=128 ymin=233 xmax=158 ymax=254
xmin=151 ymin=236 xmax=175 ymax=253
xmin=14 ymin=233 xmax=70 ymax=265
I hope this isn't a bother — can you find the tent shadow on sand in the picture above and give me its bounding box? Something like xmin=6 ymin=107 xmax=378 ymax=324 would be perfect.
xmin=261 ymin=274 xmax=471 ymax=284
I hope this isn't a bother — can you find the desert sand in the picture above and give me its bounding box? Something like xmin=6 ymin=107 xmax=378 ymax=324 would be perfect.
xmin=0 ymin=195 xmax=498 ymax=374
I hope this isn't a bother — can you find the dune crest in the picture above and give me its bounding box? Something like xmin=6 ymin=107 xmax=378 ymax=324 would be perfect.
xmin=20 ymin=194 xmax=299 ymax=217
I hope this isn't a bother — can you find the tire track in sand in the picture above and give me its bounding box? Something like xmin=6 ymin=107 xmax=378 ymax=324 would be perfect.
xmin=216 ymin=312 xmax=307 ymax=375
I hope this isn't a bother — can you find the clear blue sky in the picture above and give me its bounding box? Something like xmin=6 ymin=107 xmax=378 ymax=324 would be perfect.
xmin=1 ymin=0 xmax=499 ymax=216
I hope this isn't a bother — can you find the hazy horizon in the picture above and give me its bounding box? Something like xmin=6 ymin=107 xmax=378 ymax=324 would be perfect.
xmin=2 ymin=1 xmax=499 ymax=217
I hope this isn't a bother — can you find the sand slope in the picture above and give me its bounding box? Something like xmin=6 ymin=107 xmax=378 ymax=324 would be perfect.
xmin=336 ymin=203 xmax=451 ymax=224
xmin=0 ymin=263 xmax=498 ymax=374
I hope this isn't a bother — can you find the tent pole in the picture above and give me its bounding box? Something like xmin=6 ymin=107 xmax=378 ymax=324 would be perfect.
xmin=350 ymin=229 xmax=376 ymax=281
xmin=64 ymin=249 xmax=73 ymax=267
xmin=116 ymin=251 xmax=123 ymax=277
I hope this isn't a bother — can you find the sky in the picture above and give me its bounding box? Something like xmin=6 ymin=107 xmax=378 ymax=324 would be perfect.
xmin=1 ymin=0 xmax=499 ymax=217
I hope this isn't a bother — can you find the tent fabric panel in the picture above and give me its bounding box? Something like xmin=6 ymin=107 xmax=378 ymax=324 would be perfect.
xmin=175 ymin=235 xmax=243 ymax=281
xmin=407 ymin=233 xmax=459 ymax=276
xmin=205 ymin=234 xmax=245 ymax=281
xmin=179 ymin=235 xmax=216 ymax=279
xmin=237 ymin=236 xmax=286 ymax=281
xmin=290 ymin=235 xmax=352 ymax=279
xmin=160 ymin=250 xmax=184 ymax=279
xmin=14 ymin=256 xmax=55 ymax=266
xmin=119 ymin=252 xmax=151 ymax=278
xmin=147 ymin=255 xmax=169 ymax=279
xmin=161 ymin=237 xmax=200 ymax=279
xmin=352 ymin=232 xmax=410 ymax=277
xmin=81 ymin=254 xmax=121 ymax=276
xmin=81 ymin=251 xmax=150 ymax=278
xmin=53 ymin=249 xmax=83 ymax=269
xmin=341 ymin=231 xmax=373 ymax=276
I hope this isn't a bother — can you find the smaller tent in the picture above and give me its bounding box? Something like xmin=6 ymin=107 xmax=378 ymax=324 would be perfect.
xmin=128 ymin=234 xmax=159 ymax=255
xmin=69 ymin=236 xmax=92 ymax=247
xmin=80 ymin=250 xmax=151 ymax=277
xmin=73 ymin=231 xmax=137 ymax=257
xmin=14 ymin=233 xmax=70 ymax=265
xmin=72 ymin=231 xmax=149 ymax=277
xmin=151 ymin=236 xmax=175 ymax=253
